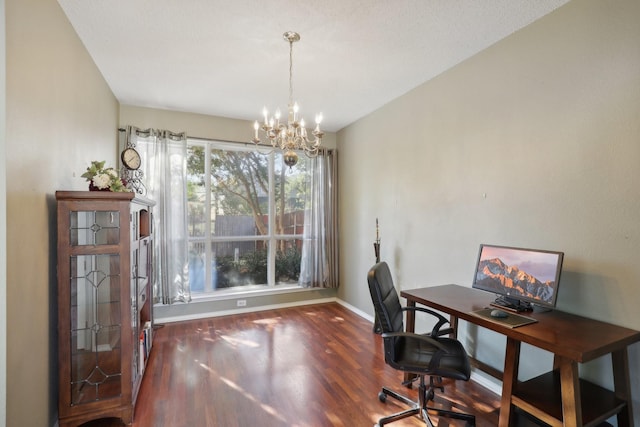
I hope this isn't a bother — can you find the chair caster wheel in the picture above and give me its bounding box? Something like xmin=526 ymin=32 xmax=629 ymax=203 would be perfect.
xmin=378 ymin=391 xmax=387 ymax=402
xmin=426 ymin=389 xmax=435 ymax=401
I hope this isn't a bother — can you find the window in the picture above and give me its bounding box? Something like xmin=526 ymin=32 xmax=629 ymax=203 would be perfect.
xmin=186 ymin=139 xmax=311 ymax=294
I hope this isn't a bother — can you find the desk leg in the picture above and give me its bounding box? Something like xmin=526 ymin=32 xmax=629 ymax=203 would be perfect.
xmin=449 ymin=315 xmax=459 ymax=339
xmin=557 ymin=356 xmax=582 ymax=427
xmin=612 ymin=348 xmax=634 ymax=427
xmin=499 ymin=337 xmax=521 ymax=427
xmin=404 ymin=300 xmax=416 ymax=385
xmin=405 ymin=300 xmax=416 ymax=333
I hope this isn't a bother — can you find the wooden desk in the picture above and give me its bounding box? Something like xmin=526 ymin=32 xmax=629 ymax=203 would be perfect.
xmin=401 ymin=284 xmax=640 ymax=427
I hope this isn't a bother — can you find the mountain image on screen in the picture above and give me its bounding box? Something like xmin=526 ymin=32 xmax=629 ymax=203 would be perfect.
xmin=476 ymin=257 xmax=555 ymax=302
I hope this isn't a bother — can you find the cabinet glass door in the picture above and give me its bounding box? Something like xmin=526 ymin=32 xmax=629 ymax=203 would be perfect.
xmin=130 ymin=246 xmax=140 ymax=384
xmin=68 ymin=209 xmax=123 ymax=405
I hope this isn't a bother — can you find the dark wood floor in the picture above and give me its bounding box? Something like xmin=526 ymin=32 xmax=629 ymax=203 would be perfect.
xmin=81 ymin=302 xmax=546 ymax=427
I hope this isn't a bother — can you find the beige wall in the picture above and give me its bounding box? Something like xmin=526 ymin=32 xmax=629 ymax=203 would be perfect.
xmin=5 ymin=0 xmax=119 ymax=425
xmin=1 ymin=0 xmax=7 ymax=423
xmin=338 ymin=0 xmax=640 ymax=423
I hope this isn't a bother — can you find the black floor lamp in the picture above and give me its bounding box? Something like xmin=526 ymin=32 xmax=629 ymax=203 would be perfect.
xmin=374 ymin=217 xmax=381 ymax=262
xmin=373 ymin=218 xmax=382 ymax=333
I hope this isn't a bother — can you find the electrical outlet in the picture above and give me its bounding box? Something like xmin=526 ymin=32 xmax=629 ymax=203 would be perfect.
xmin=237 ymin=299 xmax=247 ymax=307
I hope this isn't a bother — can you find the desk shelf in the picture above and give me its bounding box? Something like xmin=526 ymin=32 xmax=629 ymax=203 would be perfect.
xmin=512 ymin=370 xmax=626 ymax=427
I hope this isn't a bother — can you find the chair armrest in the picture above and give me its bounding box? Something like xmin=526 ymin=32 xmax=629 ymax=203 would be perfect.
xmin=401 ymin=306 xmax=451 ymax=337
xmin=380 ymin=331 xmax=449 ymax=353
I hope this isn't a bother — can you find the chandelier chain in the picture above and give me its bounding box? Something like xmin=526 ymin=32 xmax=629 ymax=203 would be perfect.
xmin=289 ymin=38 xmax=294 ymax=107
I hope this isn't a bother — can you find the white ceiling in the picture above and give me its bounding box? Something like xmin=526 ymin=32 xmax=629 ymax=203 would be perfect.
xmin=57 ymin=0 xmax=569 ymax=132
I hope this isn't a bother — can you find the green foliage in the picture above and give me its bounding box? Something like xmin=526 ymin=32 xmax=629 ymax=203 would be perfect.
xmin=213 ymin=247 xmax=301 ymax=288
xmin=211 ymin=150 xmax=269 ymax=217
xmin=80 ymin=160 xmax=107 ymax=180
xmin=186 ymin=144 xmax=312 ymax=233
xmin=186 ymin=146 xmax=206 ymax=185
xmin=276 ymin=246 xmax=302 ymax=281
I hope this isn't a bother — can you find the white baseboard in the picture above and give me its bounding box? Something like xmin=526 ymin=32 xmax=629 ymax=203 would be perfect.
xmin=155 ymin=296 xmax=338 ymax=324
xmin=335 ymin=298 xmax=375 ymax=323
xmin=470 ymin=369 xmax=502 ymax=395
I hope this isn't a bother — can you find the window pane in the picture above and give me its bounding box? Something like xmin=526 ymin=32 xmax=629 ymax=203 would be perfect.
xmin=188 ymin=240 xmax=209 ymax=293
xmin=274 ymin=153 xmax=309 ymax=236
xmin=275 ymin=239 xmax=302 ymax=284
xmin=187 ymin=146 xmax=207 ymax=238
xmin=210 ymin=148 xmax=269 ymax=236
xmin=211 ymin=240 xmax=267 ymax=288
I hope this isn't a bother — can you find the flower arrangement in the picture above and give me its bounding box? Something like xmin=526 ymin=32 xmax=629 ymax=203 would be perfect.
xmin=81 ymin=160 xmax=130 ymax=192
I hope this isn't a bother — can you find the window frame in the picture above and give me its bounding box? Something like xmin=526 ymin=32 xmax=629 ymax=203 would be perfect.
xmin=187 ymin=138 xmax=307 ymax=295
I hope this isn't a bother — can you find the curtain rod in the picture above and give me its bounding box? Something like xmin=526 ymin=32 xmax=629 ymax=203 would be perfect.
xmin=118 ymin=126 xmax=254 ymax=147
xmin=118 ymin=126 xmax=334 ymax=154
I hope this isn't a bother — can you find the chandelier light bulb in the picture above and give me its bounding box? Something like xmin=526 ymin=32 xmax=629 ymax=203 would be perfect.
xmin=250 ymin=31 xmax=324 ymax=168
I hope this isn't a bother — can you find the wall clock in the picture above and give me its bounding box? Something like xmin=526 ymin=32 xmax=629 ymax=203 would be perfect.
xmin=120 ymin=146 xmax=146 ymax=195
xmin=121 ymin=147 xmax=141 ymax=170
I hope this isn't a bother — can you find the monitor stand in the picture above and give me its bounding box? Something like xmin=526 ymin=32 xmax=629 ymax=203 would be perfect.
xmin=490 ymin=296 xmax=533 ymax=313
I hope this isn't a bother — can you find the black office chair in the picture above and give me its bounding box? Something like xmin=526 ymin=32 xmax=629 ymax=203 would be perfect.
xmin=367 ymin=262 xmax=475 ymax=427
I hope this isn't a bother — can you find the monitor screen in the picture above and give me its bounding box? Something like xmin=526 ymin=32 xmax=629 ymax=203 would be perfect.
xmin=472 ymin=244 xmax=564 ymax=310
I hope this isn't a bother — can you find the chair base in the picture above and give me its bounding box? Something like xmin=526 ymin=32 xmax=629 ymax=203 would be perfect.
xmin=376 ymin=378 xmax=475 ymax=427
xmin=377 ymin=386 xmax=421 ymax=426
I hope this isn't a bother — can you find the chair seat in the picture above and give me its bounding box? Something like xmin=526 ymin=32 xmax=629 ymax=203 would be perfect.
xmin=393 ymin=336 xmax=471 ymax=381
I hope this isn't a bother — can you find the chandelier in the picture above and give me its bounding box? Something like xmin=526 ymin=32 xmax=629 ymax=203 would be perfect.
xmin=251 ymin=31 xmax=324 ymax=167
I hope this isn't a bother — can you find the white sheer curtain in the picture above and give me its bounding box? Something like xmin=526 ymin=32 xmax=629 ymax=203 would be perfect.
xmin=299 ymin=149 xmax=339 ymax=288
xmin=126 ymin=126 xmax=191 ymax=304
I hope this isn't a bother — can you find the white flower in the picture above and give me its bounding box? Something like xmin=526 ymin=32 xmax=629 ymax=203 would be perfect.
xmin=92 ymin=173 xmax=111 ymax=189
xmin=82 ymin=160 xmax=131 ymax=192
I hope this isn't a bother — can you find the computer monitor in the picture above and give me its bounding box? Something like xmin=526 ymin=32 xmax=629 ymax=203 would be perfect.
xmin=472 ymin=244 xmax=564 ymax=312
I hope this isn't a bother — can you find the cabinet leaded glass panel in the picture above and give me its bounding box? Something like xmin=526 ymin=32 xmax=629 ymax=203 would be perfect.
xmin=69 ymin=253 xmax=122 ymax=404
xmin=70 ymin=210 xmax=120 ymax=246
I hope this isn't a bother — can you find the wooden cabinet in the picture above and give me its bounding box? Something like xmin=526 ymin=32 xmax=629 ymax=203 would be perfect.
xmin=56 ymin=191 xmax=155 ymax=427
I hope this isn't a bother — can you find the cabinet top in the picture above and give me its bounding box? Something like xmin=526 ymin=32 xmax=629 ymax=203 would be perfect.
xmin=55 ymin=190 xmax=155 ymax=206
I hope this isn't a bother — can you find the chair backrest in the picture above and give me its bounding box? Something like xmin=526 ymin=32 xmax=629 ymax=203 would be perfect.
xmin=367 ymin=262 xmax=404 ymax=334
